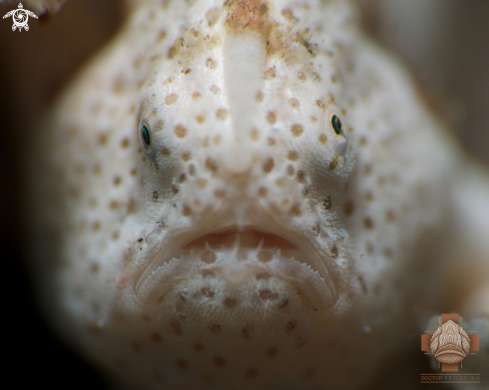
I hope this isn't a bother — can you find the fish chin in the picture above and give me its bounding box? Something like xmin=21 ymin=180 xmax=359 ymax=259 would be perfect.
xmin=135 ymin=227 xmax=338 ymax=312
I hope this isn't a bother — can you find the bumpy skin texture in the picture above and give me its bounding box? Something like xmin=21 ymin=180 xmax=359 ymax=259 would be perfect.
xmin=25 ymin=0 xmax=489 ymax=389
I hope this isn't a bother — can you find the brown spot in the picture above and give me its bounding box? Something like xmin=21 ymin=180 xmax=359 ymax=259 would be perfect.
xmin=121 ymin=138 xmax=130 ymax=149
xmin=298 ymin=71 xmax=306 ymax=82
xmin=282 ymin=8 xmax=297 ymax=21
xmin=208 ymin=323 xmax=222 ymax=334
xmin=201 ymin=288 xmax=214 ymax=298
xmin=181 ymin=151 xmax=192 ymax=161
xmin=224 ymin=297 xmax=238 ymax=308
xmin=206 ymin=7 xmax=221 ymax=27
xmin=258 ymin=250 xmax=272 ymax=262
xmin=192 ymin=92 xmax=201 ymax=100
xmin=323 ymin=197 xmax=332 ymax=211
xmin=113 ymin=176 xmax=122 ymax=187
xmin=287 ymin=150 xmax=299 ymax=161
xmin=201 ymin=250 xmax=216 ymax=264
xmin=152 ymin=191 xmax=159 ymax=201
xmin=151 ymin=333 xmax=162 ymax=342
xmin=206 ymin=58 xmax=217 ymax=69
xmin=242 ymin=325 xmax=254 ymax=339
xmin=209 ymin=85 xmax=220 ymax=95
xmin=171 ymin=185 xmax=179 ymax=195
xmin=386 ymin=209 xmax=396 ymax=222
xmin=182 ymin=205 xmax=192 ymax=216
xmin=178 ymin=174 xmax=186 ymax=183
xmin=151 ymin=109 xmax=158 ymax=117
xmin=188 ymin=164 xmax=196 ymax=176
xmin=287 ymin=165 xmax=295 ymax=175
xmin=286 ymin=320 xmax=297 ymax=333
xmin=330 ymin=244 xmax=338 ymax=258
xmin=98 ymin=133 xmax=109 ymax=147
xmin=176 ymin=359 xmax=187 ymax=370
xmin=364 ymin=164 xmax=372 ymax=175
xmin=310 ymin=116 xmax=317 ymax=122
xmin=193 ymin=342 xmax=204 ymax=351
xmin=365 ymin=191 xmax=373 ymax=202
xmin=205 ymin=158 xmax=219 ymax=173
xmin=303 ymin=368 xmax=316 ymax=380
xmin=267 ymin=137 xmax=276 ymax=146
xmin=344 ymin=200 xmax=355 ymax=216
xmin=90 ymin=262 xmax=100 ymax=274
xmin=319 ymin=134 xmax=328 ymax=144
xmin=197 ymin=179 xmax=208 ymax=189
xmin=262 ymin=158 xmax=274 ymax=173
xmin=363 ymin=217 xmax=374 ymax=230
xmin=130 ymin=168 xmax=137 ymax=176
xmin=258 ymin=186 xmax=268 ymax=197
xmin=365 ymin=241 xmax=374 ymax=255
xmin=214 ymin=189 xmax=226 ymax=199
xmin=256 ymin=90 xmax=264 ymax=102
xmin=174 ymin=124 xmax=187 ymax=138
xmin=279 ymin=299 xmax=289 ymax=309
xmin=329 ymin=155 xmax=339 ymax=170
xmin=201 ymin=374 xmax=215 ymax=385
xmin=213 ymin=135 xmax=221 ymax=145
xmin=289 ymin=98 xmax=300 ymax=109
xmin=266 ymin=347 xmax=278 ymax=357
xmin=259 ymin=290 xmax=278 ymax=300
xmin=196 ymin=114 xmax=206 ymax=124
xmin=297 ymin=170 xmax=305 ymax=183
xmin=109 ymin=200 xmax=119 ymax=210
xmin=112 ymin=231 xmax=120 ymax=240
xmin=289 ymin=203 xmax=301 ymax=216
xmin=255 ymin=272 xmax=270 ymax=280
xmin=170 ymin=320 xmax=183 ymax=336
xmin=250 ymin=128 xmax=259 ymax=141
xmin=383 ymin=248 xmax=393 ymax=258
xmin=266 ymin=111 xmax=276 ymax=125
xmin=182 ymin=68 xmax=192 ymax=75
xmin=91 ymin=221 xmax=101 ymax=232
xmin=359 ymin=136 xmax=368 ymax=146
xmin=165 ymin=93 xmax=179 ymax=105
xmin=244 ymin=368 xmax=258 ymax=379
xmin=264 ymin=67 xmax=276 ymax=79
xmin=291 ymin=124 xmax=304 ymax=137
xmin=213 ymin=356 xmax=226 ymax=367
xmin=216 ymin=109 xmax=228 ymax=120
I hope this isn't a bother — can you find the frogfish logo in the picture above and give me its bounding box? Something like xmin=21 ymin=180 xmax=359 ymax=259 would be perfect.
xmin=2 ymin=3 xmax=38 ymax=32
xmin=430 ymin=320 xmax=471 ymax=364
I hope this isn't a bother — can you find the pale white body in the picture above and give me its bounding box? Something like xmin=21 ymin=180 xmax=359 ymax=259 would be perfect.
xmin=25 ymin=0 xmax=489 ymax=389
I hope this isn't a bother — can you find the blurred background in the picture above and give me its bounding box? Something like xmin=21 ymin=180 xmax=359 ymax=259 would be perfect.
xmin=0 ymin=0 xmax=487 ymax=388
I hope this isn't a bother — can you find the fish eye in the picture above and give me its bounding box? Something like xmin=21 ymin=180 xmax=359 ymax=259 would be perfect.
xmin=139 ymin=123 xmax=151 ymax=150
xmin=331 ymin=115 xmax=342 ymax=135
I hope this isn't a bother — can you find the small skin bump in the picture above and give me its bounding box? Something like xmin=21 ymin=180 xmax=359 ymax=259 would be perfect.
xmin=205 ymin=158 xmax=219 ymax=173
xmin=287 ymin=165 xmax=295 ymax=175
xmin=196 ymin=114 xmax=206 ymax=124
xmin=182 ymin=205 xmax=192 ymax=216
xmin=259 ymin=290 xmax=279 ymax=300
xmin=296 ymin=170 xmax=305 ymax=183
xmin=319 ymin=134 xmax=328 ymax=144
xmin=212 ymin=356 xmax=226 ymax=367
xmin=267 ymin=137 xmax=276 ymax=146
xmin=109 ymin=200 xmax=119 ymax=211
xmin=291 ymin=124 xmax=304 ymax=137
xmin=113 ymin=176 xmax=122 ymax=187
xmin=121 ymin=138 xmax=130 ymax=149
xmin=202 ymin=287 xmax=214 ymax=298
xmin=192 ymin=92 xmax=201 ymax=100
xmin=256 ymin=91 xmax=264 ymax=102
xmin=286 ymin=320 xmax=297 ymax=333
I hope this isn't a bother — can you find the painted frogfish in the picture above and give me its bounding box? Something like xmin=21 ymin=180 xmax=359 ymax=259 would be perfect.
xmin=25 ymin=0 xmax=489 ymax=389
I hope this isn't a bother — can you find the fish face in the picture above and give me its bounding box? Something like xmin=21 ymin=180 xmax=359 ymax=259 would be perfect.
xmin=27 ymin=0 xmax=455 ymax=388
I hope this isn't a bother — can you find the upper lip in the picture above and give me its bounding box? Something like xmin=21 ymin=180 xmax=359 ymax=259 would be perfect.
xmin=135 ymin=222 xmax=338 ymax=310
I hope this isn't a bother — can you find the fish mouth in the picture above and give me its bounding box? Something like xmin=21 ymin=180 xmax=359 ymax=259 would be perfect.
xmin=135 ymin=225 xmax=338 ymax=311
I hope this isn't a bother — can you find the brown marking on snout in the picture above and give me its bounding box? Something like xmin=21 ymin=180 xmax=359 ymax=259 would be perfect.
xmin=225 ymin=0 xmax=268 ymax=33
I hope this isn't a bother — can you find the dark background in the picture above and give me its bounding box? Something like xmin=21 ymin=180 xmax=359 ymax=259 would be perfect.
xmin=1 ymin=0 xmax=487 ymax=388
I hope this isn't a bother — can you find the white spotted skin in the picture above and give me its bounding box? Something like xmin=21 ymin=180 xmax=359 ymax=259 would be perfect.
xmin=25 ymin=0 xmax=489 ymax=389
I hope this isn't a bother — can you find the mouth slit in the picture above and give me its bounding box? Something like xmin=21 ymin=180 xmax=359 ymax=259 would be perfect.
xmin=182 ymin=226 xmax=297 ymax=251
